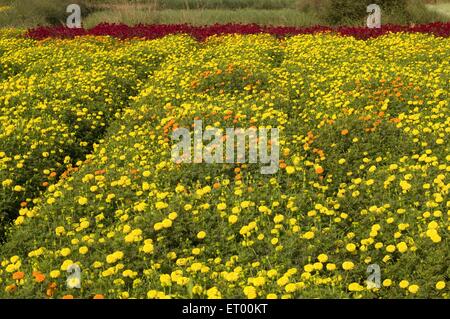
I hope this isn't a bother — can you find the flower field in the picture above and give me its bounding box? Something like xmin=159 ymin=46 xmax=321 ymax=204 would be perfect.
xmin=0 ymin=26 xmax=449 ymax=299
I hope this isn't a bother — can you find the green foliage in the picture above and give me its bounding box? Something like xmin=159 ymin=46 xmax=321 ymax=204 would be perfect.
xmin=86 ymin=0 xmax=298 ymax=10
xmin=83 ymin=8 xmax=321 ymax=28
xmin=322 ymin=0 xmax=407 ymax=25
xmin=10 ymin=0 xmax=91 ymax=26
xmin=319 ymin=0 xmax=446 ymax=25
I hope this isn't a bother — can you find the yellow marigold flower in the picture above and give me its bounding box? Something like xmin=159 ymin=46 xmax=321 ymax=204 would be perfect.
xmin=342 ymin=261 xmax=355 ymax=271
xmin=277 ymin=276 xmax=289 ymax=286
xmin=60 ymin=248 xmax=71 ymax=257
xmin=60 ymin=260 xmax=74 ymax=271
xmin=13 ymin=185 xmax=24 ymax=192
xmin=143 ymin=171 xmax=151 ymax=177
xmin=134 ymin=202 xmax=147 ymax=212
xmin=160 ymin=274 xmax=171 ymax=287
xmin=2 ymin=179 xmax=13 ymax=187
xmin=273 ymin=214 xmax=284 ymax=223
xmin=408 ymin=285 xmax=419 ymax=294
xmin=436 ymin=281 xmax=446 ymax=290
xmin=14 ymin=216 xmax=24 ymax=225
xmin=191 ymin=263 xmax=202 ymax=272
xmin=217 ymin=203 xmax=227 ymax=210
xmin=286 ymin=166 xmax=295 ymax=174
xmin=430 ymin=233 xmax=442 ymax=243
xmin=224 ymin=272 xmax=239 ymax=282
xmin=123 ymin=270 xmax=137 ymax=278
xmin=192 ymin=285 xmax=203 ymax=295
xmin=240 ymin=201 xmax=251 ymax=209
xmin=348 ymin=282 xmax=364 ymax=292
xmin=285 ymin=283 xmax=297 ymax=293
xmin=143 ymin=243 xmax=154 ymax=254
xmin=55 ymin=226 xmax=65 ymax=236
xmin=142 ymin=182 xmax=150 ymax=191
xmin=231 ymin=206 xmax=241 ymax=214
xmin=267 ymin=269 xmax=278 ymax=278
xmin=396 ymin=242 xmax=408 ymax=253
xmin=317 ymin=254 xmax=328 ymax=263
xmin=106 ymin=251 xmax=123 ymax=264
xmin=326 ymin=263 xmax=336 ymax=271
xmin=399 ymin=280 xmax=409 ymax=289
xmin=386 ymin=245 xmax=396 ymax=253
xmin=399 ymin=180 xmax=411 ymax=192
xmin=197 ymin=231 xmax=206 ymax=239
xmin=303 ymin=264 xmax=314 ymax=272
xmin=78 ymin=197 xmax=88 ymax=205
xmin=155 ymin=201 xmax=168 ymax=210
xmin=252 ymin=276 xmax=265 ymax=286
xmin=302 ymin=231 xmax=314 ymax=239
xmin=228 ymin=215 xmax=238 ymax=224
xmin=243 ymin=286 xmax=257 ymax=299
xmin=162 ymin=219 xmax=172 ymax=228
xmin=80 ymin=220 xmax=89 ymax=229
xmin=154 ymin=222 xmax=163 ymax=231
xmin=313 ymin=262 xmax=323 ymax=271
xmin=206 ymin=287 xmax=221 ymax=299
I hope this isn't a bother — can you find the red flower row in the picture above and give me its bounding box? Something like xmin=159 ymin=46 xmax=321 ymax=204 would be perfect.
xmin=26 ymin=22 xmax=450 ymax=41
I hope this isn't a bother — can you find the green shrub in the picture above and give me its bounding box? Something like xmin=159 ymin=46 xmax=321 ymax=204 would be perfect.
xmin=86 ymin=0 xmax=298 ymax=10
xmin=322 ymin=0 xmax=408 ymax=25
xmin=12 ymin=0 xmax=91 ymax=26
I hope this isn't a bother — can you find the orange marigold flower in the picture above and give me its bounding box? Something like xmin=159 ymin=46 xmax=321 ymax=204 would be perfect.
xmin=12 ymin=271 xmax=25 ymax=280
xmin=33 ymin=271 xmax=46 ymax=283
xmin=341 ymin=129 xmax=349 ymax=136
xmin=62 ymin=295 xmax=74 ymax=299
xmin=93 ymin=294 xmax=105 ymax=299
xmin=48 ymin=282 xmax=57 ymax=289
xmin=95 ymin=169 xmax=106 ymax=175
xmin=46 ymin=288 xmax=56 ymax=297
xmin=315 ymin=166 xmax=325 ymax=175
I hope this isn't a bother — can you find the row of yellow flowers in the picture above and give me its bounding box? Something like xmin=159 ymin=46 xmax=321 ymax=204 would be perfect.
xmin=0 ymin=31 xmax=448 ymax=299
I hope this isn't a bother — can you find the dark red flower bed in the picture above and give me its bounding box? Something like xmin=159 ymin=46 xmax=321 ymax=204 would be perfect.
xmin=25 ymin=22 xmax=450 ymax=41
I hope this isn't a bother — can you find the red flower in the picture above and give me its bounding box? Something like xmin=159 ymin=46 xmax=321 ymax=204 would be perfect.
xmin=25 ymin=23 xmax=450 ymax=41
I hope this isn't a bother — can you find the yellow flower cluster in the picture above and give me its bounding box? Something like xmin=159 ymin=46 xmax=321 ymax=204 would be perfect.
xmin=0 ymin=32 xmax=448 ymax=299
